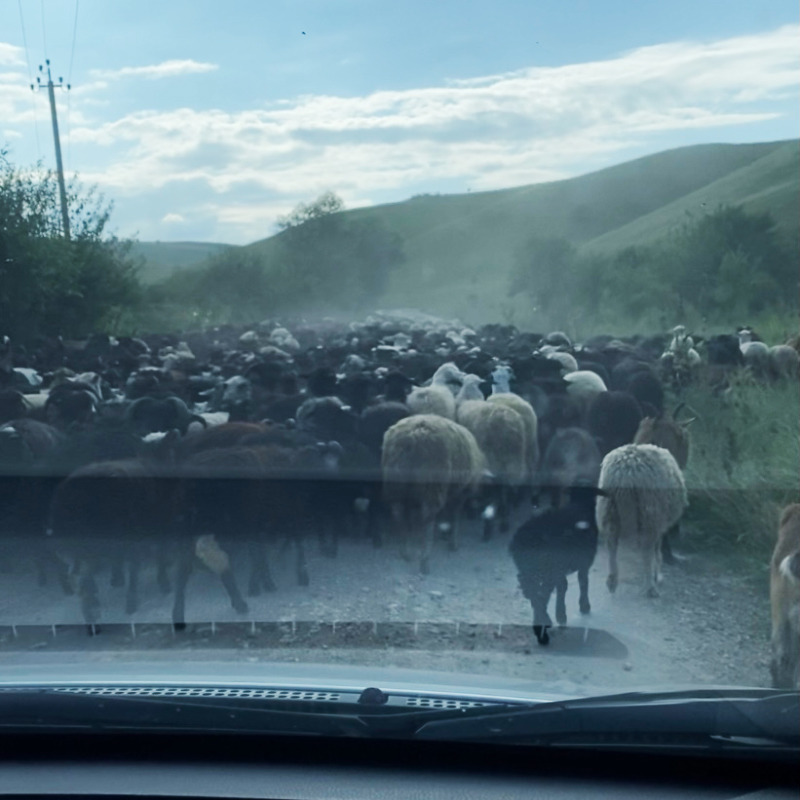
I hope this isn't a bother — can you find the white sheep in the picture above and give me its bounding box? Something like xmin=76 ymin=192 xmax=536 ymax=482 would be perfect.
xmin=738 ymin=328 xmax=770 ymax=376
xmin=488 ymin=365 xmax=540 ymax=476
xmin=269 ymin=326 xmax=300 ymax=353
xmin=545 ymin=351 xmax=578 ymax=374
xmin=769 ymin=345 xmax=799 ymax=380
xmin=563 ymin=370 xmax=608 ymax=414
xmin=457 ymin=375 xmax=527 ymax=489
xmin=456 ymin=375 xmax=527 ymax=537
xmin=596 ymin=443 xmax=687 ymax=598
xmin=382 ymin=414 xmax=485 ymax=573
xmin=406 ymin=363 xmax=466 ymax=420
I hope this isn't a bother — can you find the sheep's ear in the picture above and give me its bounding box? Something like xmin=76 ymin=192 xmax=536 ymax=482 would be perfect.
xmin=680 ymin=417 xmax=696 ymax=427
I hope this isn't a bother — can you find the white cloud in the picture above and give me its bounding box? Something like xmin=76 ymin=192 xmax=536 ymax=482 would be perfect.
xmin=91 ymin=60 xmax=218 ymax=81
xmin=0 ymin=43 xmax=24 ymax=66
xmin=162 ymin=212 xmax=185 ymax=224
xmin=6 ymin=25 xmax=800 ymax=241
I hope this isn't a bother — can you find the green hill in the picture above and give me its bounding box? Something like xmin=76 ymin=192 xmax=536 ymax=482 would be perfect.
xmin=586 ymin=140 xmax=799 ymax=253
xmin=131 ymin=241 xmax=230 ymax=283
xmin=152 ymin=140 xmax=797 ymax=331
xmin=235 ymin=139 xmax=796 ymax=322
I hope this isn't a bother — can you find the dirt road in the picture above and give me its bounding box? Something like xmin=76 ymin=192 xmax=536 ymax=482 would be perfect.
xmin=0 ymin=514 xmax=772 ymax=692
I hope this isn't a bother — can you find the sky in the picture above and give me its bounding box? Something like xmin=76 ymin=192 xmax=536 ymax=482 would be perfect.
xmin=1 ymin=0 xmax=798 ymax=244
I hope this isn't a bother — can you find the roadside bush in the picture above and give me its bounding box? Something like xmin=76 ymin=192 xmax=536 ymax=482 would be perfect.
xmin=680 ymin=377 xmax=799 ymax=561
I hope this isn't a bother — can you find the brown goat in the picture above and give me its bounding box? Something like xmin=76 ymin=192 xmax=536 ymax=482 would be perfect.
xmin=632 ymin=405 xmax=692 ymax=470
xmin=770 ymin=503 xmax=800 ymax=689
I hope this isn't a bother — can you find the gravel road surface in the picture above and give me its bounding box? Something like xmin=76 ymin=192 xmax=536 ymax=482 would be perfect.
xmin=0 ymin=513 xmax=772 ymax=692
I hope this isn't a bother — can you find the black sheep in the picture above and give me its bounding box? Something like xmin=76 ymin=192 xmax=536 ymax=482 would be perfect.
xmin=624 ymin=370 xmax=664 ymax=416
xmin=0 ymin=390 xmax=26 ymax=424
xmin=510 ymin=485 xmax=604 ymax=646
xmin=586 ymin=390 xmax=643 ymax=457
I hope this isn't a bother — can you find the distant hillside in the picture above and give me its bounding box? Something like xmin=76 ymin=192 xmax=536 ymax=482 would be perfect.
xmin=586 ymin=140 xmax=799 ymax=253
xmin=232 ymin=140 xmax=796 ymax=322
xmin=131 ymin=241 xmax=231 ymax=283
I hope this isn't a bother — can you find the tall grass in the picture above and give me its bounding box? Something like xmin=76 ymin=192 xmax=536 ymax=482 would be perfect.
xmin=680 ymin=375 xmax=799 ymax=563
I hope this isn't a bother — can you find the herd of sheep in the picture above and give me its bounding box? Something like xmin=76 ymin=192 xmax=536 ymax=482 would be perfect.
xmin=0 ymin=313 xmax=797 ymax=688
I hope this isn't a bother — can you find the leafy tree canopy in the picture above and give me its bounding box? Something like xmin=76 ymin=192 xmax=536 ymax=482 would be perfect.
xmin=0 ymin=150 xmax=141 ymax=341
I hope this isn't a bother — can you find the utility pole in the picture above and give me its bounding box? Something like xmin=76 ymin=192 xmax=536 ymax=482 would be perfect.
xmin=33 ymin=60 xmax=71 ymax=241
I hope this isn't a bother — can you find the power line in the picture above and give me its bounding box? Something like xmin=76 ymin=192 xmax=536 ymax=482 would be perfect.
xmin=17 ymin=0 xmax=42 ymax=158
xmin=40 ymin=0 xmax=48 ymax=58
xmin=67 ymin=0 xmax=79 ymax=85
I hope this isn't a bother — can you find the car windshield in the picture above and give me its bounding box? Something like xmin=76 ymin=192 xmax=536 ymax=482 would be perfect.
xmin=0 ymin=0 xmax=798 ymax=740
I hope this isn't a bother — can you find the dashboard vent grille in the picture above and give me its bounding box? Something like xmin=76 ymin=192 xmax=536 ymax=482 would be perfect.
xmin=52 ymin=686 xmax=343 ymax=702
xmin=403 ymin=696 xmax=487 ymax=709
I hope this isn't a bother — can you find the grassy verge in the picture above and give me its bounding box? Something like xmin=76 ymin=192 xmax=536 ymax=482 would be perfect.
xmin=679 ymin=375 xmax=799 ymax=569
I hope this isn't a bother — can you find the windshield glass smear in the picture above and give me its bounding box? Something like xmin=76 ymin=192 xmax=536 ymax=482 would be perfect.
xmin=0 ymin=0 xmax=798 ymax=741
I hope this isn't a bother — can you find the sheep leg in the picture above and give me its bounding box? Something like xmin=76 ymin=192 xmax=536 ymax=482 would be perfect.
xmin=294 ymin=535 xmax=309 ymax=587
xmin=447 ymin=507 xmax=460 ymax=553
xmin=655 ymin=533 xmax=664 ymax=585
xmin=771 ymin=619 xmax=800 ymax=689
xmin=482 ymin=512 xmax=495 ymax=542
xmin=391 ymin=504 xmax=412 ymax=562
xmin=77 ymin=562 xmax=101 ymax=629
xmin=260 ymin=553 xmax=277 ymax=592
xmin=319 ymin=517 xmax=339 ymax=559
xmin=248 ymin=537 xmax=277 ymax=594
xmin=482 ymin=484 xmax=498 ymax=541
xmin=420 ymin=519 xmax=435 ymax=576
xmin=219 ymin=567 xmax=249 ymax=614
xmin=578 ymin=566 xmax=591 ymax=615
xmin=661 ymin=522 xmax=685 ymax=565
xmin=555 ymin=575 xmax=568 ymax=626
xmin=498 ymin=485 xmax=511 ymax=534
xmin=125 ymin=552 xmax=140 ymax=615
xmin=606 ymin=532 xmax=619 ymax=593
xmin=531 ymin=589 xmax=554 ymax=646
xmin=644 ymin=538 xmax=660 ymax=598
xmin=441 ymin=500 xmax=460 ymax=552
xmin=171 ymin=546 xmax=194 ymax=630
xmin=248 ymin=540 xmax=265 ymax=597
xmin=39 ymin=548 xmax=74 ymax=595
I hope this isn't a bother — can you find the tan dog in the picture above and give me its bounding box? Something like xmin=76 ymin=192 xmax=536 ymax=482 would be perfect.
xmin=770 ymin=504 xmax=800 ymax=689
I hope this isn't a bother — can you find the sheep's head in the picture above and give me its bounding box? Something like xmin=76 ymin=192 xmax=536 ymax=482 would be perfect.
xmin=221 ymin=375 xmax=252 ymax=409
xmin=491 ymin=365 xmax=513 ymax=392
xmin=431 ymin=362 xmax=467 ymax=394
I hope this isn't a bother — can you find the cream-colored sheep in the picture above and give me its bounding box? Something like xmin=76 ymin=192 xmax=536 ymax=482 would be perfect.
xmin=596 ymin=444 xmax=687 ymax=597
xmin=456 ymin=374 xmax=527 ymax=538
xmin=382 ymin=414 xmax=484 ymax=573
xmin=488 ymin=365 xmax=539 ymax=477
xmin=406 ymin=363 xmax=466 ymax=420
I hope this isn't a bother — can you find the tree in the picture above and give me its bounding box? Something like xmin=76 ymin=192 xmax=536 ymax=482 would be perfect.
xmin=274 ymin=192 xmax=404 ymax=313
xmin=276 ymin=190 xmax=345 ymax=230
xmin=0 ymin=150 xmax=141 ymax=341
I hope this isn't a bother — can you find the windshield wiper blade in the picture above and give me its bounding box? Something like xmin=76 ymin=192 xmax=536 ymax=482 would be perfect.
xmin=413 ymin=689 xmax=800 ymax=749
